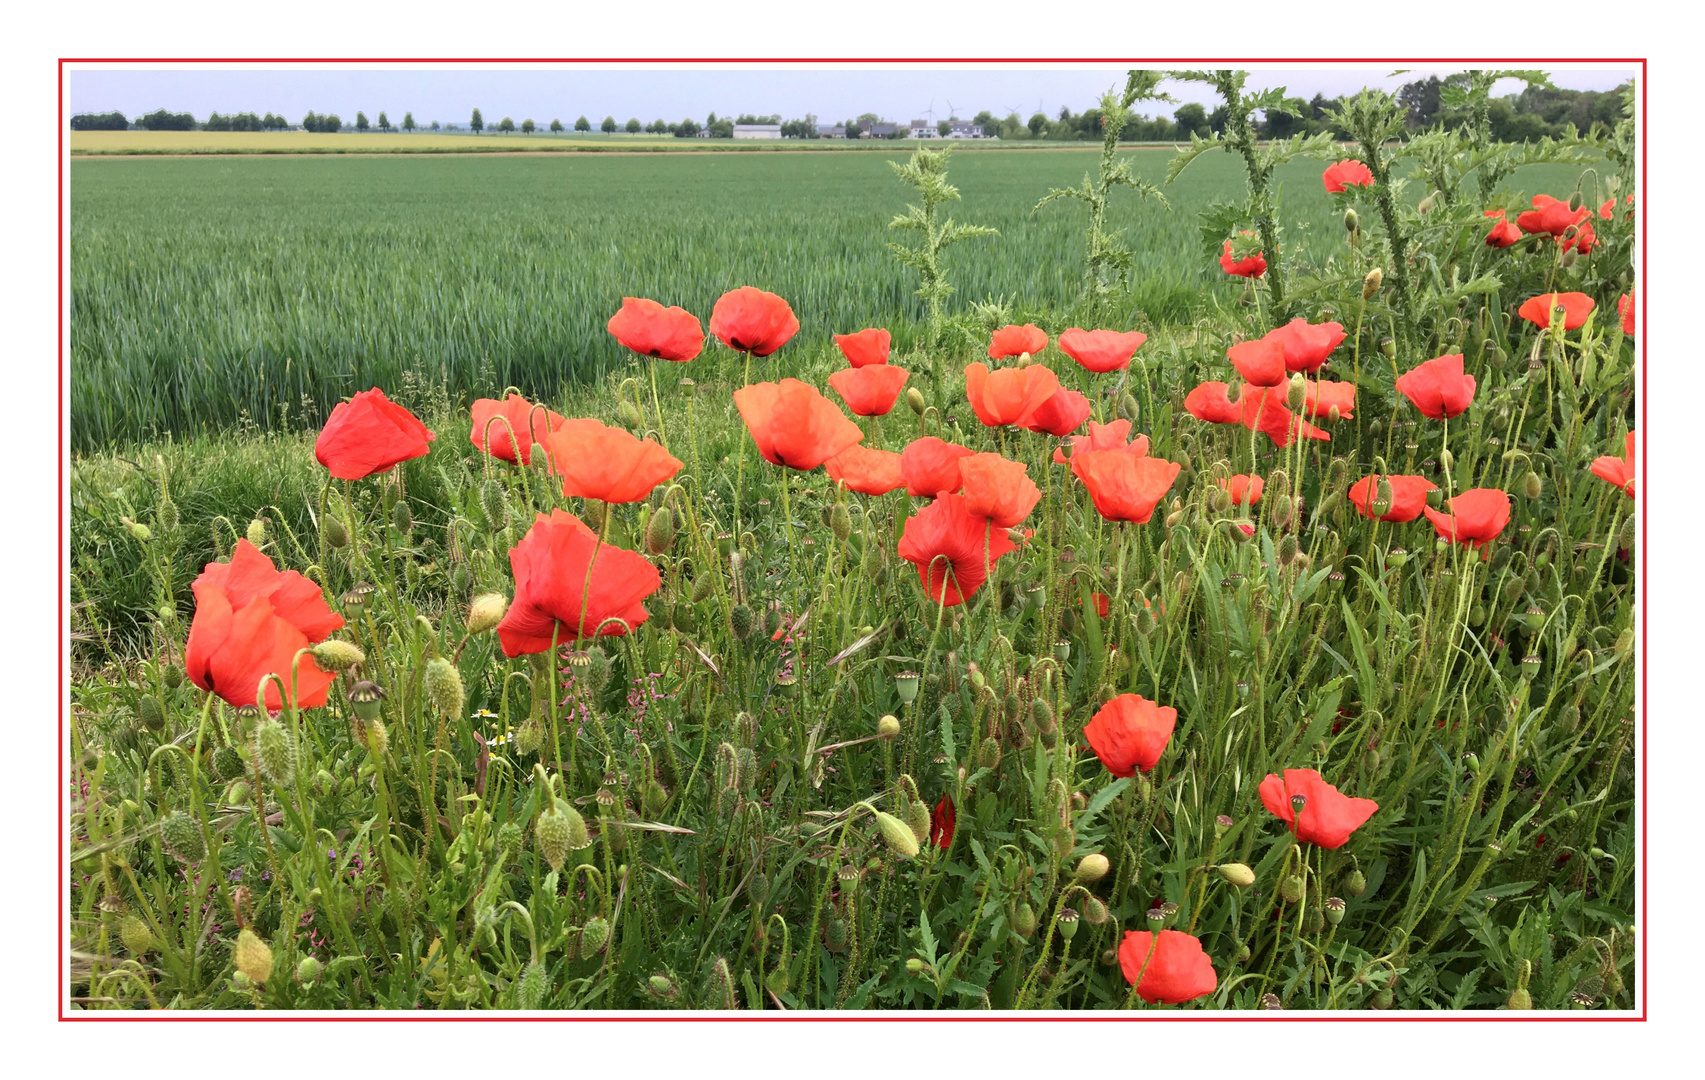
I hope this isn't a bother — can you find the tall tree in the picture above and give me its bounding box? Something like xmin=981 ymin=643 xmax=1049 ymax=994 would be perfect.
xmin=521 ymin=118 xmax=535 ymax=133
xmin=470 ymin=108 xmax=484 ymax=134
xmin=601 ymin=116 xmax=616 ymax=133
xmin=550 ymin=118 xmax=564 ymax=132
xmin=377 ymin=111 xmax=390 ymax=131
xmin=355 ymin=111 xmax=370 ymax=131
xmin=574 ymin=115 xmax=591 ymax=131
xmin=401 ymin=111 xmax=416 ymax=132
xmin=626 ymin=118 xmax=641 ymax=133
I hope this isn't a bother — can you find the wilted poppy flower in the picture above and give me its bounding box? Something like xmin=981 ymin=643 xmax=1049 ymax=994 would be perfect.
xmin=1083 ymin=693 xmax=1176 ymax=777
xmin=1618 ymin=290 xmax=1635 ymax=336
xmin=1118 ymin=930 xmax=1218 ymax=1005
xmin=834 ymin=327 xmax=892 ymax=367
xmin=1485 ymin=215 xmax=1524 ymax=248
xmin=733 ymin=379 xmax=864 ymax=471
xmin=470 ymin=393 xmax=566 ymax=466
xmin=606 ymin=297 xmax=704 ymax=362
xmin=1562 ymin=219 xmax=1596 ymax=254
xmin=958 ymin=452 xmax=1041 ymax=528
xmin=900 ymin=436 xmax=975 ymax=497
xmin=1059 ymin=328 xmax=1146 ymax=373
xmin=1518 ymin=291 xmax=1596 ymax=332
xmin=1219 ymin=474 xmax=1263 ymax=508
xmin=896 ymin=493 xmax=1017 ymax=606
xmin=1591 ymin=430 xmax=1636 ymax=498
xmin=827 ymin=364 xmax=910 ymax=417
xmin=929 ymin=796 xmax=956 ymax=849
xmin=1022 ymin=388 xmax=1092 ymax=437
xmin=709 ymin=286 xmax=800 ymax=356
xmin=184 ymin=539 xmax=345 ymax=710
xmin=964 ymin=362 xmax=1061 ymax=427
xmin=988 ymin=323 xmax=1048 ymax=359
xmin=1072 ymin=451 xmax=1181 ymax=524
xmin=1259 ymin=768 xmax=1378 ymax=849
xmin=1423 ymin=487 xmax=1512 ymax=551
xmin=1322 ymin=158 xmax=1374 ymax=193
xmin=1515 ymin=194 xmax=1589 ymax=237
xmin=543 ymin=418 xmax=683 ymax=504
xmin=1302 ymin=379 xmax=1356 ymax=421
xmin=315 ymin=388 xmax=435 ymax=481
xmin=497 ymin=510 xmax=660 ymax=656
xmin=826 ymin=444 xmax=906 ymax=496
xmin=1396 ymin=354 xmax=1476 ymax=420
xmin=1265 ymin=318 xmax=1346 ymax=374
xmin=1346 ymin=474 xmax=1437 ymax=523
xmin=1220 ymin=232 xmax=1266 ymax=278
xmin=1227 ymin=338 xmax=1288 ymax=387
xmin=1053 ymin=418 xmax=1150 ymax=464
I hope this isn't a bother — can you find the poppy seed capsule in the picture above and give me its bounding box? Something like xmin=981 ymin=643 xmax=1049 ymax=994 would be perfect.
xmin=234 ymin=929 xmax=273 ymax=985
xmin=1217 ymin=862 xmax=1256 ymax=888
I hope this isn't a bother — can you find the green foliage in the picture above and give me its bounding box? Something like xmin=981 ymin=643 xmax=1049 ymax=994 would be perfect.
xmin=886 ymin=144 xmax=998 ymax=343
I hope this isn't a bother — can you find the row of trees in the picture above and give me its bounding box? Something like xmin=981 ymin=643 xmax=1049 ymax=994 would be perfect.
xmin=72 ymin=109 xmax=427 ymax=133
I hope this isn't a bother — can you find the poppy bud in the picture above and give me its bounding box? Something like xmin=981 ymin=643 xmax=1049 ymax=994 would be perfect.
xmin=1303 ymin=904 xmax=1325 ymax=933
xmin=729 ymin=604 xmax=754 ymax=639
xmin=1560 ymin=249 xmax=1577 ymax=269
xmin=1568 ymin=190 xmax=1583 ymax=213
xmin=894 ymin=670 xmax=921 ymax=704
xmin=311 ymin=638 xmax=366 ymax=673
xmin=1378 ymin=336 xmax=1395 ymax=359
xmin=1013 ymin=901 xmax=1039 ymax=937
xmin=905 ymin=957 xmax=927 ymax=974
xmin=234 ymin=928 xmax=274 ymax=985
xmin=1210 ymin=486 xmax=1231 ymax=513
xmin=364 ymin=718 xmax=389 ymax=757
xmin=641 ymin=505 xmax=675 ymax=554
xmin=1075 ymin=853 xmax=1110 ymax=883
xmin=1518 ymin=470 xmax=1544 ymax=500
xmin=1280 ymin=874 xmax=1305 ymax=904
xmin=424 ymin=657 xmax=465 ymax=719
xmin=476 ymin=480 xmax=510 ymax=532
xmin=977 ymin=736 xmax=1002 ymax=770
xmin=826 ymin=502 xmax=854 ymax=542
xmin=1345 ymin=868 xmax=1368 ymax=897
xmin=905 ymin=798 xmax=931 ymax=846
xmin=617 ymin=400 xmax=645 ymax=430
xmin=1506 ymin=987 xmax=1533 ymax=1010
xmin=1272 ymin=495 xmax=1296 ymax=529
xmin=906 ymin=387 xmax=927 ymax=416
xmin=1418 ymin=193 xmax=1435 ymax=215
xmin=1344 ymin=208 xmax=1359 ymax=233
xmin=535 ymin=800 xmax=572 ymax=872
xmin=1119 ymin=393 xmax=1140 ymax=423
xmin=117 ymin=914 xmax=153 ymax=956
xmin=390 ymin=498 xmax=412 ymax=534
xmin=254 ymin=717 xmax=296 ymax=787
xmin=246 ymin=517 xmax=268 ymax=547
xmin=825 ymin=917 xmax=849 ymax=953
xmin=873 ymin=809 xmax=920 ymax=859
xmin=1217 ymin=862 xmax=1256 ymax=888
xmin=1287 ymin=372 xmax=1307 ymax=411
xmin=762 ymin=605 xmax=784 ymax=639
xmin=212 ymin=744 xmax=244 ymax=782
xmin=1015 ymin=351 xmax=1033 ymax=369
xmin=1278 ymin=534 xmax=1299 ymax=565
xmin=160 ymin=810 xmax=205 ymax=862
xmin=136 ymin=695 xmax=165 ymax=732
xmin=646 ymin=973 xmax=678 ymax=999
xmin=1618 ymin=515 xmax=1635 ymax=551
xmin=1363 ymin=268 xmax=1384 ymax=300
xmin=157 ymin=496 xmax=179 ymax=535
xmin=122 ymin=517 xmax=152 ymax=542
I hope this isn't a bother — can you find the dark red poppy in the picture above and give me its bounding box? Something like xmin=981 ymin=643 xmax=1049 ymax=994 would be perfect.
xmin=964 ymin=362 xmax=1061 ymax=427
xmin=825 ymin=444 xmax=906 ymax=496
xmin=543 ymin=418 xmax=683 ymax=504
xmin=900 ymin=436 xmax=975 ymax=497
xmin=1396 ymin=354 xmax=1476 ymax=420
xmin=1346 ymin=473 xmax=1438 ymax=523
xmin=1302 ymin=380 xmax=1356 ymax=421
xmin=314 ymin=388 xmax=435 ymax=481
xmin=1220 ymin=232 xmax=1267 ymax=278
xmin=929 ymin=796 xmax=956 ymax=850
xmin=1518 ymin=291 xmax=1596 ymax=332
xmin=1423 ymin=488 xmax=1512 ymax=551
xmin=1227 ymin=338 xmax=1287 ymax=387
xmin=1058 ymin=328 xmax=1146 ymax=373
xmin=184 ymin=539 xmax=345 ymax=710
xmin=834 ymin=327 xmax=892 ymax=367
xmin=470 ymin=393 xmax=567 ymax=466
xmin=709 ymin=286 xmax=800 ymax=356
xmin=896 ymin=493 xmax=1017 ymax=606
xmin=606 ymin=297 xmax=704 ymax=362
xmin=1591 ymin=430 xmax=1636 ymax=498
xmin=958 ymin=452 xmax=1041 ymax=528
xmin=733 ymin=379 xmax=864 ymax=471
xmin=988 ymin=323 xmax=1048 ymax=359
xmin=497 ymin=510 xmax=660 ymax=656
xmin=1021 ymin=388 xmax=1092 ymax=437
xmin=1322 ymin=158 xmax=1374 ymax=193
xmin=1071 ymin=451 xmax=1181 ymax=524
xmin=1265 ymin=318 xmax=1346 ymax=374
xmin=1219 ymin=474 xmax=1263 ymax=508
xmin=1618 ymin=290 xmax=1636 ymax=336
xmin=1052 ymin=418 xmax=1149 ymax=464
xmin=1515 ymin=194 xmax=1589 ymax=238
xmin=1485 ymin=215 xmax=1524 ymax=248
xmin=827 ymin=364 xmax=910 ymax=417
xmin=1259 ymin=768 xmax=1378 ymax=849
xmin=1118 ymin=930 xmax=1219 ymax=1005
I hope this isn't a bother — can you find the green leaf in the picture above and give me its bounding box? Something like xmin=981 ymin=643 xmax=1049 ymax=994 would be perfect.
xmin=1077 ymin=777 xmax=1131 ymax=831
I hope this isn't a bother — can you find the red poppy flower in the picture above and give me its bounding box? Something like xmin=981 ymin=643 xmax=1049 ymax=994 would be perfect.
xmin=1265 ymin=318 xmax=1346 ymax=374
xmin=1238 ymin=384 xmax=1331 ymax=448
xmin=183 ymin=539 xmax=344 ymax=710
xmin=988 ymin=323 xmax=1048 ymax=359
xmin=1346 ymin=473 xmax=1438 ymax=523
xmin=1058 ymin=328 xmax=1147 ymax=373
xmin=733 ymin=379 xmax=864 ymax=471
xmin=827 ymin=364 xmax=910 ymax=417
xmin=1022 ymin=388 xmax=1092 ymax=437
xmin=900 ymin=436 xmax=975 ymax=497
xmin=1618 ymin=290 xmax=1635 ymax=336
xmin=1052 ymin=418 xmax=1150 ymax=464
xmin=1227 ymin=338 xmax=1287 ymax=387
xmin=709 ymin=286 xmax=800 ymax=356
xmin=496 ymin=510 xmax=660 ymax=656
xmin=1071 ymin=451 xmax=1181 ymax=524
xmin=1220 ymin=233 xmax=1267 ymax=278
xmin=1259 ymin=768 xmax=1378 ymax=849
xmin=1485 ymin=217 xmax=1524 ymax=248
xmin=1083 ymin=692 xmax=1176 ymax=777
xmin=1515 ymin=194 xmax=1589 ymax=237
xmin=964 ymin=362 xmax=1061 ymax=427
xmin=1591 ymin=430 xmax=1636 ymax=498
xmin=1118 ymin=930 xmax=1219 ymax=1005
xmin=1219 ymin=474 xmax=1263 ymax=508
xmin=1562 ymin=219 xmax=1596 ymax=254
xmin=1423 ymin=488 xmax=1512 ymax=551
xmin=1302 ymin=379 xmax=1356 ymax=421
xmin=1322 ymin=158 xmax=1374 ymax=193
xmin=1518 ymin=291 xmax=1596 ymax=332
xmin=896 ymin=493 xmax=1017 ymax=606
xmin=606 ymin=297 xmax=704 ymax=362
xmin=543 ymin=418 xmax=683 ymax=504
xmin=825 ymin=444 xmax=906 ymax=496
xmin=1396 ymin=354 xmax=1476 ymax=420
xmin=314 ymin=388 xmax=435 ymax=481
xmin=834 ymin=327 xmax=892 ymax=367
xmin=958 ymin=452 xmax=1041 ymax=528
xmin=470 ymin=393 xmax=567 ymax=466
xmin=929 ymin=796 xmax=956 ymax=850
xmin=1087 ymin=591 xmax=1111 ymax=618
xmin=1184 ymin=381 xmax=1243 ymax=425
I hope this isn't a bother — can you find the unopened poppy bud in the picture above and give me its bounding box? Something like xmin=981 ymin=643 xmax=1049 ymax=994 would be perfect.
xmin=462 ymin=592 xmax=507 ymax=635
xmin=829 ymin=503 xmax=853 ymax=542
xmin=1165 ymin=509 xmax=1186 ymax=528
xmin=246 ymin=518 xmax=267 ymax=547
xmin=1280 ymin=873 xmax=1305 ymax=904
xmin=157 ymin=496 xmax=179 ymax=534
xmin=122 ymin=517 xmax=152 ymax=542
xmin=1210 ymin=486 xmax=1231 ymax=513
xmin=1521 ymin=471 xmax=1543 ymax=500
xmin=877 ymin=714 xmax=901 ymax=738
xmin=905 ymin=798 xmax=931 ymax=846
xmin=322 ymin=514 xmax=350 ymax=552
xmin=390 ymin=499 xmax=412 ymax=534
xmin=1328 ymin=404 xmax=1341 ymax=423
xmin=1345 ymin=869 xmax=1368 ymax=897
xmin=1560 ymin=248 xmax=1578 ymax=269
xmin=1278 ymin=534 xmax=1299 ymax=565
xmin=1119 ymin=393 xmax=1140 ymax=423
xmin=617 ymin=400 xmax=645 ymax=430
xmin=1013 ymin=901 xmax=1039 ymax=937
xmin=906 ymin=957 xmax=927 ymax=974
xmin=136 ymin=695 xmax=165 ymax=731
xmin=1015 ymin=351 xmax=1033 ymax=369
xmin=121 ymin=914 xmax=153 ymax=956
xmin=1217 ymin=862 xmax=1256 ymax=888
xmin=1439 ymin=447 xmax=1454 ymax=473
xmin=254 ymin=717 xmax=296 ymax=787
xmin=1618 ymin=515 xmax=1635 ymax=551
xmin=424 ymin=657 xmax=465 ymax=718
xmin=1083 ymin=895 xmax=1110 ymax=924
xmin=1506 ymin=987 xmax=1533 ymax=1010
xmin=212 ymin=744 xmax=244 ymax=781
xmin=1378 ymin=336 xmax=1395 ymax=359
xmin=644 ymin=505 xmax=676 ymax=554
xmin=1344 ymin=208 xmax=1359 ymax=233
xmin=234 ymin=929 xmax=273 ymax=985
xmin=1363 ymin=268 xmax=1383 ymax=300
xmin=1075 ymin=853 xmax=1110 ymax=883
xmin=728 ymin=603 xmax=754 ymax=640
xmin=311 ymin=638 xmax=366 ymax=673
xmin=646 ymin=973 xmax=678 ymax=999
xmin=873 ymin=809 xmax=920 ymax=859
xmin=1286 ymin=372 xmax=1307 ymax=411
xmin=1418 ymin=193 xmax=1435 ymax=215
xmin=906 ymin=387 xmax=927 ymax=416
xmin=1568 ymin=190 xmax=1583 ymax=212
xmin=977 ymin=736 xmax=1002 ymax=770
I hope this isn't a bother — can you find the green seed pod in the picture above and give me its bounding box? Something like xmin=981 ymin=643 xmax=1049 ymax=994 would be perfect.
xmin=390 ymin=499 xmax=413 ymax=534
xmin=120 ymin=914 xmax=153 ymax=956
xmin=873 ymin=809 xmax=921 ymax=859
xmin=322 ymin=513 xmax=350 ymax=549
xmin=729 ymin=604 xmax=754 ymax=640
xmin=254 ymin=718 xmax=296 ymax=787
xmin=424 ymin=657 xmax=465 ymax=719
xmin=161 ymin=810 xmax=206 ymax=862
xmin=517 ymin=960 xmax=547 ymax=1009
xmin=644 ymin=505 xmax=676 ymax=554
xmin=234 ymin=929 xmax=274 ymax=985
xmin=136 ymin=695 xmax=165 ymax=732
xmin=212 ymin=744 xmax=245 ymax=782
xmin=1379 ymin=336 xmax=1395 ymax=359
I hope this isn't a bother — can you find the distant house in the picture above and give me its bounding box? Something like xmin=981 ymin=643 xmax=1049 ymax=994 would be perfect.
xmin=817 ymin=124 xmax=846 ymax=138
xmin=947 ymin=119 xmax=992 ymax=139
xmin=733 ymin=123 xmax=782 ymax=139
xmin=908 ymin=119 xmax=936 ymax=138
xmin=864 ymin=122 xmax=900 ymax=138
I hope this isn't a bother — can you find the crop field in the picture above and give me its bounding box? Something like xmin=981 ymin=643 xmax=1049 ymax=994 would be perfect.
xmin=68 ymin=74 xmax=1638 ymax=1014
xmin=72 ymin=129 xmax=1038 ymax=155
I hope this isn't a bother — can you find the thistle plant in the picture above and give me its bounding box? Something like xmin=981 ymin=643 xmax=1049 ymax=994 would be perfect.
xmin=887 ymin=144 xmax=998 ymax=347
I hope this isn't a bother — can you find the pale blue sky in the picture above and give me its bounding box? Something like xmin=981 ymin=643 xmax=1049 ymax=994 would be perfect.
xmin=69 ymin=66 xmax=1636 ymax=126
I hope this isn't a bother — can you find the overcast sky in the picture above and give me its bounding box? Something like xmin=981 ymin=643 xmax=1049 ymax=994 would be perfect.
xmin=69 ymin=65 xmax=1637 ymax=126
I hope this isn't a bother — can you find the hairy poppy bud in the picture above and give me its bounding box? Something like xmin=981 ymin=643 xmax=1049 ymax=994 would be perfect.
xmin=1217 ymin=862 xmax=1256 ymax=888
xmin=617 ymin=400 xmax=645 ymax=430
xmin=424 ymin=657 xmax=465 ymax=719
xmin=873 ymin=809 xmax=920 ymax=859
xmin=160 ymin=810 xmax=205 ymax=862
xmin=729 ymin=603 xmax=754 ymax=639
xmin=644 ymin=505 xmax=676 ymax=554
xmin=136 ymin=695 xmax=165 ymax=732
xmin=465 ymin=593 xmax=508 ymax=635
xmin=1345 ymin=868 xmax=1368 ymax=897
xmin=1075 ymin=853 xmax=1110 ymax=883
xmin=121 ymin=914 xmax=153 ymax=956
xmin=1560 ymin=249 xmax=1577 ymax=269
xmin=157 ymin=496 xmax=179 ymax=535
xmin=877 ymin=714 xmax=901 ymax=739
xmin=977 ymin=736 xmax=1002 ymax=770
xmin=1506 ymin=987 xmax=1533 ymax=1010
xmin=1344 ymin=208 xmax=1359 ymax=233
xmin=311 ymin=638 xmax=366 ymax=673
xmin=122 ymin=517 xmax=152 ymax=542
xmin=1029 ymin=697 xmax=1055 ymax=732
xmin=1287 ymin=372 xmax=1307 ymax=411
xmin=295 ymin=955 xmax=322 ymax=984
xmin=1119 ymin=393 xmax=1140 ymax=423
xmin=390 ymin=498 xmax=412 ymax=534
xmin=234 ymin=929 xmax=273 ymax=985
xmin=1013 ymin=901 xmax=1039 ymax=937
xmin=1568 ymin=190 xmax=1583 ymax=213
xmin=1521 ymin=471 xmax=1543 ymax=500
xmin=906 ymin=387 xmax=927 ymax=416
xmin=254 ymin=717 xmax=296 ymax=787
xmin=246 ymin=518 xmax=268 ymax=547
xmin=1280 ymin=874 xmax=1306 ymax=904
xmin=535 ymin=800 xmax=573 ymax=872
xmin=905 ymin=798 xmax=931 ymax=846
xmin=212 ymin=744 xmax=245 ymax=782
xmin=1363 ymin=268 xmax=1383 ymax=300
xmin=478 ymin=480 xmax=509 ymax=531
xmin=829 ymin=503 xmax=853 ymax=542
xmin=1438 ymin=447 xmax=1454 ymax=473
xmin=825 ymin=917 xmax=849 ymax=953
